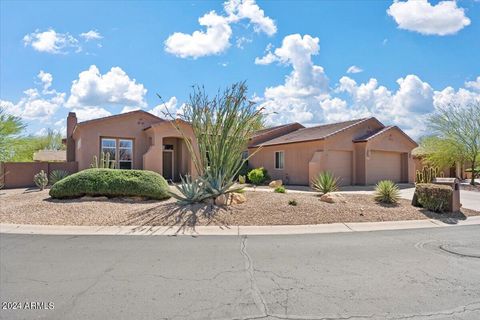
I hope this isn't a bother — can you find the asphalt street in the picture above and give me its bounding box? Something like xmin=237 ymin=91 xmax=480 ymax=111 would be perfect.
xmin=1 ymin=226 xmax=480 ymax=320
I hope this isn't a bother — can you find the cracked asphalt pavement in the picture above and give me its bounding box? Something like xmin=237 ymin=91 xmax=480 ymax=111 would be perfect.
xmin=1 ymin=226 xmax=480 ymax=320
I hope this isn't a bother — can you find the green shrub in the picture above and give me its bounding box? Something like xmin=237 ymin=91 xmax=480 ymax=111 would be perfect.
xmin=49 ymin=170 xmax=69 ymax=185
xmin=238 ymin=175 xmax=246 ymax=184
xmin=248 ymin=167 xmax=269 ymax=185
xmin=49 ymin=169 xmax=170 ymax=200
xmin=274 ymin=186 xmax=286 ymax=193
xmin=311 ymin=171 xmax=339 ymax=194
xmin=34 ymin=170 xmax=48 ymax=190
xmin=288 ymin=199 xmax=297 ymax=206
xmin=374 ymin=180 xmax=400 ymax=204
xmin=413 ymin=183 xmax=452 ymax=213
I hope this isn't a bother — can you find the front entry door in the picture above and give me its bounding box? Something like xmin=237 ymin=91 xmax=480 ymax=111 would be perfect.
xmin=162 ymin=151 xmax=174 ymax=181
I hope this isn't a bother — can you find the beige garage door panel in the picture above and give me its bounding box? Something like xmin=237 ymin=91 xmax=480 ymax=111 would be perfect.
xmin=326 ymin=151 xmax=352 ymax=186
xmin=368 ymin=151 xmax=401 ymax=184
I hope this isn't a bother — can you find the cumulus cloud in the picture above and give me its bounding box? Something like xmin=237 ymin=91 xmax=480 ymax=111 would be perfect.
xmin=149 ymin=97 xmax=185 ymax=118
xmin=165 ymin=11 xmax=233 ymax=59
xmin=224 ymin=0 xmax=277 ymax=35
xmin=465 ymin=76 xmax=480 ymax=92
xmin=80 ymin=30 xmax=103 ymax=41
xmin=165 ymin=0 xmax=276 ymax=58
xmin=255 ymin=34 xmax=329 ymax=125
xmin=346 ymin=65 xmax=363 ymax=74
xmin=387 ymin=0 xmax=471 ymax=36
xmin=1 ymin=71 xmax=65 ymax=120
xmin=66 ymin=65 xmax=147 ymax=110
xmin=23 ymin=29 xmax=80 ymax=54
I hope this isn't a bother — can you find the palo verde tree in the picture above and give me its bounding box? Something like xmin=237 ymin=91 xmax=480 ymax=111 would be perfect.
xmin=167 ymin=81 xmax=264 ymax=202
xmin=428 ymin=102 xmax=480 ymax=185
xmin=0 ymin=107 xmax=26 ymax=161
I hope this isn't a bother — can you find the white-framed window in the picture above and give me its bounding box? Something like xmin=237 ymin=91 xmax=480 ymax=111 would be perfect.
xmin=100 ymin=137 xmax=133 ymax=169
xmin=274 ymin=151 xmax=284 ymax=170
xmin=118 ymin=139 xmax=133 ymax=169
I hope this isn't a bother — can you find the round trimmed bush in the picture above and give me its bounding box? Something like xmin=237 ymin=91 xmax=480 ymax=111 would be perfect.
xmin=49 ymin=169 xmax=170 ymax=200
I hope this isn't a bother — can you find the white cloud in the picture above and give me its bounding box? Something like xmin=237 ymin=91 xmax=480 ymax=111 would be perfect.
xmin=1 ymin=71 xmax=65 ymax=121
xmin=165 ymin=11 xmax=232 ymax=59
xmin=73 ymin=107 xmax=112 ymax=122
xmin=149 ymin=97 xmax=185 ymax=118
xmin=80 ymin=30 xmax=103 ymax=41
xmin=465 ymin=76 xmax=480 ymax=92
xmin=346 ymin=65 xmax=363 ymax=74
xmin=256 ymin=34 xmax=329 ymax=125
xmin=224 ymin=0 xmax=277 ymax=36
xmin=236 ymin=36 xmax=252 ymax=49
xmin=66 ymin=65 xmax=147 ymax=110
xmin=23 ymin=29 xmax=80 ymax=54
xmin=165 ymin=0 xmax=276 ymax=58
xmin=387 ymin=0 xmax=471 ymax=36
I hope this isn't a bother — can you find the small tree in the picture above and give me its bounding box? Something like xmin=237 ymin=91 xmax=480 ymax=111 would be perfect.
xmin=0 ymin=107 xmax=26 ymax=161
xmin=167 ymin=82 xmax=264 ymax=201
xmin=428 ymin=102 xmax=480 ymax=185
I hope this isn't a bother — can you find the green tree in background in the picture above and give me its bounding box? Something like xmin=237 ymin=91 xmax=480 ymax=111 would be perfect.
xmin=428 ymin=102 xmax=480 ymax=185
xmin=0 ymin=107 xmax=26 ymax=161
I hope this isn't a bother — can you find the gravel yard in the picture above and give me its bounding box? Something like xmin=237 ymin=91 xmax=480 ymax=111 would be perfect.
xmin=1 ymin=188 xmax=478 ymax=227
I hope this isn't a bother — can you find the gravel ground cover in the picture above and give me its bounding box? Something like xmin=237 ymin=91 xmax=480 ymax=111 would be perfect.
xmin=1 ymin=188 xmax=478 ymax=227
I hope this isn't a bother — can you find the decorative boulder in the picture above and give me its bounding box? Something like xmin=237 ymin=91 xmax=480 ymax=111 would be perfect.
xmin=269 ymin=180 xmax=283 ymax=188
xmin=230 ymin=193 xmax=246 ymax=205
xmin=214 ymin=194 xmax=228 ymax=206
xmin=320 ymin=193 xmax=346 ymax=204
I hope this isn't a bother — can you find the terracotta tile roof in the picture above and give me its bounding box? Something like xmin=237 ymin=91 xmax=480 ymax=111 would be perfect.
xmin=252 ymin=118 xmax=373 ymax=147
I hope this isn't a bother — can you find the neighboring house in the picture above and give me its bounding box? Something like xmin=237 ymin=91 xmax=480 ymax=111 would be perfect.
xmin=66 ymin=111 xmax=199 ymax=181
xmin=412 ymin=147 xmax=469 ymax=180
xmin=66 ymin=111 xmax=417 ymax=186
xmin=248 ymin=117 xmax=418 ymax=186
xmin=33 ymin=150 xmax=66 ymax=162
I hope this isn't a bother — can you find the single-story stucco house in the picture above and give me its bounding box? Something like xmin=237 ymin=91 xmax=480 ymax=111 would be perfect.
xmin=247 ymin=117 xmax=418 ymax=186
xmin=66 ymin=111 xmax=417 ymax=186
xmin=66 ymin=110 xmax=199 ymax=181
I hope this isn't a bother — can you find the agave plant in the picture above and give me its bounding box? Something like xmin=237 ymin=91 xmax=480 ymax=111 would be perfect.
xmin=374 ymin=180 xmax=400 ymax=204
xmin=49 ymin=170 xmax=69 ymax=185
xmin=311 ymin=171 xmax=339 ymax=194
xmin=170 ymin=175 xmax=210 ymax=205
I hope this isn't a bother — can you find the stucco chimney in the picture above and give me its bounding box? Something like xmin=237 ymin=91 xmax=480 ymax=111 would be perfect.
xmin=66 ymin=112 xmax=77 ymax=162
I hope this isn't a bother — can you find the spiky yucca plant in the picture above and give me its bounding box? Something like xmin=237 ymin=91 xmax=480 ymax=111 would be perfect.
xmin=311 ymin=172 xmax=339 ymax=194
xmin=49 ymin=170 xmax=69 ymax=185
xmin=166 ymin=82 xmax=264 ymax=203
xmin=374 ymin=180 xmax=400 ymax=204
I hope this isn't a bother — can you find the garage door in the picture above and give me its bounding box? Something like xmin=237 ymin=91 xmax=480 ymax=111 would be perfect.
xmin=326 ymin=151 xmax=352 ymax=186
xmin=367 ymin=151 xmax=401 ymax=184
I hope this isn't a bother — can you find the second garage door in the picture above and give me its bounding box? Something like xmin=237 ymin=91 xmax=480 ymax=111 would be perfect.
xmin=367 ymin=150 xmax=402 ymax=185
xmin=325 ymin=150 xmax=352 ymax=186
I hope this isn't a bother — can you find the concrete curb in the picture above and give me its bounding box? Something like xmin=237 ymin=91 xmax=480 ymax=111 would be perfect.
xmin=1 ymin=216 xmax=479 ymax=236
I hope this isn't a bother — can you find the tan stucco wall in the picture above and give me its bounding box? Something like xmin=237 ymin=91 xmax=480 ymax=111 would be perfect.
xmin=73 ymin=113 xmax=160 ymax=171
xmin=143 ymin=121 xmax=199 ymax=179
xmin=249 ymin=140 xmax=325 ymax=185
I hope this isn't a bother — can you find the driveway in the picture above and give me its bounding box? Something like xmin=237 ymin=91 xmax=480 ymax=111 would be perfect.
xmin=1 ymin=227 xmax=480 ymax=319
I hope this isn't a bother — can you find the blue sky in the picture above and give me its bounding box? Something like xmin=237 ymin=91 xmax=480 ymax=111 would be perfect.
xmin=1 ymin=0 xmax=479 ymax=139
